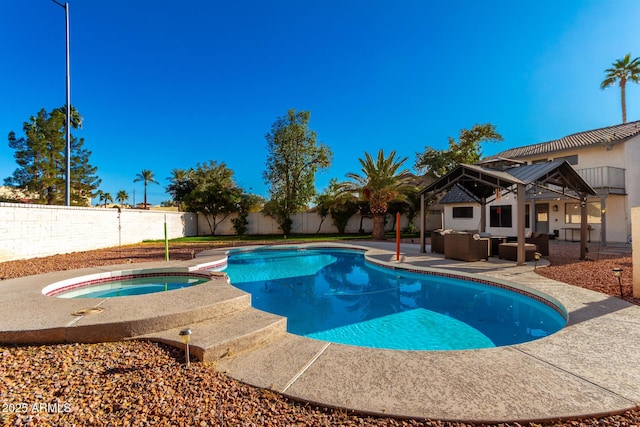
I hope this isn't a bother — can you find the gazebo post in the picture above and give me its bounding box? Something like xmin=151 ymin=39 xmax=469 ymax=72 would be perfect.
xmin=420 ymin=193 xmax=426 ymax=253
xmin=517 ymin=183 xmax=526 ymax=265
xmin=580 ymin=195 xmax=588 ymax=260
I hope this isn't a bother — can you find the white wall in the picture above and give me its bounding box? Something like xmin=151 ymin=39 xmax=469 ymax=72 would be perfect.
xmin=442 ymin=196 xmax=630 ymax=243
xmin=196 ymin=212 xmax=385 ymax=236
xmin=623 ymin=135 xmax=640 ymax=214
xmin=442 ymin=203 xmax=483 ymax=232
xmin=196 ymin=210 xmax=441 ymax=236
xmin=0 ymin=203 xmax=437 ymax=261
xmin=0 ymin=202 xmax=197 ymax=262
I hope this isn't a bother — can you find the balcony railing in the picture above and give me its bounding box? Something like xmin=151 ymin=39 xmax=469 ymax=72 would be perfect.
xmin=576 ymin=166 xmax=626 ymax=194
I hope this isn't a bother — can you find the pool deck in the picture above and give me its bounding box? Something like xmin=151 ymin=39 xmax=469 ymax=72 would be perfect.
xmin=1 ymin=241 xmax=639 ymax=423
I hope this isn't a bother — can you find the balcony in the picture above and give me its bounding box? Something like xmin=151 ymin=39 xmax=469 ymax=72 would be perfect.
xmin=576 ymin=166 xmax=626 ymax=195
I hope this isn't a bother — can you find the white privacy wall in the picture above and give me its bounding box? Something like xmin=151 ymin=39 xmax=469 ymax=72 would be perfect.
xmin=0 ymin=202 xmax=197 ymax=262
xmin=0 ymin=203 xmax=440 ymax=262
xmin=196 ymin=211 xmax=442 ymax=236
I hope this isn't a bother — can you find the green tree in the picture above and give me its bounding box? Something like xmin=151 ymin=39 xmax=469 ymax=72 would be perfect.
xmin=5 ymin=106 xmax=101 ymax=205
xmin=116 ymin=190 xmax=129 ymax=206
xmin=340 ymin=150 xmax=414 ymax=240
xmin=231 ymin=193 xmax=265 ymax=235
xmin=415 ymin=123 xmax=503 ymax=180
xmin=133 ymin=169 xmax=158 ymax=208
xmin=182 ymin=161 xmax=243 ymax=234
xmin=315 ymin=179 xmax=360 ymax=234
xmin=263 ymin=109 xmax=332 ymax=235
xmin=601 ymin=53 xmax=640 ymax=124
xmin=387 ymin=176 xmax=423 ymax=232
xmin=166 ymin=168 xmax=195 ymax=209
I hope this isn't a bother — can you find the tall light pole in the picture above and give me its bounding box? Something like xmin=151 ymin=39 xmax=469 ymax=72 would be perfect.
xmin=52 ymin=0 xmax=71 ymax=206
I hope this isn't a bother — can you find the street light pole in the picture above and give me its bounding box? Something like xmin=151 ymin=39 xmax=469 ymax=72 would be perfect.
xmin=52 ymin=0 xmax=71 ymax=206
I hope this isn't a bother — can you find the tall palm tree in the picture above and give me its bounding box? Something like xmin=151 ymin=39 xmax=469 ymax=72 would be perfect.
xmin=340 ymin=150 xmax=414 ymax=240
xmin=601 ymin=53 xmax=640 ymax=123
xmin=134 ymin=169 xmax=159 ymax=209
xmin=102 ymin=192 xmax=113 ymax=207
xmin=116 ymin=190 xmax=129 ymax=207
xmin=95 ymin=190 xmax=104 ymax=207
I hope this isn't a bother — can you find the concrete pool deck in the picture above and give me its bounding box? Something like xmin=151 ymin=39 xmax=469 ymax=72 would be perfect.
xmin=1 ymin=241 xmax=639 ymax=423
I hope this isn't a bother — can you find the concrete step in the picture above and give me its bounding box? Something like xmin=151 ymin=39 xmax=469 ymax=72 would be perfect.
xmin=137 ymin=308 xmax=287 ymax=363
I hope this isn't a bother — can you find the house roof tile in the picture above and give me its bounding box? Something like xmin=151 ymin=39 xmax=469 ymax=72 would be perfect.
xmin=490 ymin=120 xmax=640 ymax=159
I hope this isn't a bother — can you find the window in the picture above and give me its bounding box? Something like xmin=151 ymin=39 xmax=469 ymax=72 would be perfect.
xmin=554 ymin=155 xmax=578 ymax=165
xmin=490 ymin=205 xmax=512 ymax=227
xmin=565 ymin=201 xmax=601 ymax=224
xmin=452 ymin=206 xmax=474 ymax=218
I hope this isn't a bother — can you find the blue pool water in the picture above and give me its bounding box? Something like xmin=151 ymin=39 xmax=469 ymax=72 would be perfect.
xmin=222 ymin=248 xmax=566 ymax=350
xmin=56 ymin=276 xmax=209 ymax=298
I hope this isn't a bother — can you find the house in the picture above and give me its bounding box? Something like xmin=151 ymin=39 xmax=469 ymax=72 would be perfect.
xmin=429 ymin=120 xmax=640 ymax=245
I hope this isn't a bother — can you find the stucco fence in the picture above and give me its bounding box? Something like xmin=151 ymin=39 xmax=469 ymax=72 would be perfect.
xmin=0 ymin=203 xmax=442 ymax=262
xmin=0 ymin=202 xmax=198 ymax=262
xmin=196 ymin=210 xmax=441 ymax=236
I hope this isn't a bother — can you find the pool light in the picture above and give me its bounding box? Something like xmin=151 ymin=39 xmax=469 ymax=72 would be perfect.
xmin=613 ymin=267 xmax=623 ymax=298
xmin=179 ymin=328 xmax=192 ymax=368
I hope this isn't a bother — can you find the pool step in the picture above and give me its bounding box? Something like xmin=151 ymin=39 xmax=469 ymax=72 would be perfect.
xmin=137 ymin=308 xmax=287 ymax=363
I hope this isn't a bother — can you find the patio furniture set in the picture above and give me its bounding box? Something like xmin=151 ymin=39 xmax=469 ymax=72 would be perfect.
xmin=430 ymin=230 xmax=549 ymax=262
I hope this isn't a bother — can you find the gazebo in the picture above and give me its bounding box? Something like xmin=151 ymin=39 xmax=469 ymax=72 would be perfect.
xmin=417 ymin=158 xmax=597 ymax=265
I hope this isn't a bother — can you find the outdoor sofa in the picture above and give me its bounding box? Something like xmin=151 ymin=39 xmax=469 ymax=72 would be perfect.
xmin=525 ymin=232 xmax=549 ymax=256
xmin=430 ymin=230 xmax=445 ymax=253
xmin=443 ymin=232 xmax=490 ymax=262
xmin=498 ymin=242 xmax=537 ymax=261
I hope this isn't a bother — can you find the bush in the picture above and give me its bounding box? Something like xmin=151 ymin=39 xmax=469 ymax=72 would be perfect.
xmin=231 ymin=216 xmax=248 ymax=235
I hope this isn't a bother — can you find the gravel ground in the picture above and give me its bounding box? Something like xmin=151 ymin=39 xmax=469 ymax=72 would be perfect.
xmin=1 ymin=240 xmax=638 ymax=426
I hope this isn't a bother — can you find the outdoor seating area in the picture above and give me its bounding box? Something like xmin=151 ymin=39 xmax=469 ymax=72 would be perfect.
xmin=431 ymin=229 xmax=544 ymax=261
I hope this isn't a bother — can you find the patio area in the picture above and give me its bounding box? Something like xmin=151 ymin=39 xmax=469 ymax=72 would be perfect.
xmin=211 ymin=241 xmax=640 ymax=422
xmin=1 ymin=241 xmax=639 ymax=423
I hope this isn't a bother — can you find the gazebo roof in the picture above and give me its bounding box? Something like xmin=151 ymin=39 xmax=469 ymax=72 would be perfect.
xmin=419 ymin=160 xmax=596 ymax=199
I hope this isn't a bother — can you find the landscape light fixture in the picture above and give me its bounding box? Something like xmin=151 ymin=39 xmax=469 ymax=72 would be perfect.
xmin=51 ymin=0 xmax=71 ymax=206
xmin=533 ymin=252 xmax=541 ymax=270
xmin=179 ymin=328 xmax=192 ymax=368
xmin=613 ymin=267 xmax=624 ymax=298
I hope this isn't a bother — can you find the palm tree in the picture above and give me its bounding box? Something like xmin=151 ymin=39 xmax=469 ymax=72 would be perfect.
xmin=601 ymin=53 xmax=640 ymax=123
xmin=116 ymin=190 xmax=128 ymax=207
xmin=133 ymin=169 xmax=159 ymax=209
xmin=102 ymin=192 xmax=113 ymax=207
xmin=95 ymin=190 xmax=104 ymax=207
xmin=340 ymin=150 xmax=414 ymax=240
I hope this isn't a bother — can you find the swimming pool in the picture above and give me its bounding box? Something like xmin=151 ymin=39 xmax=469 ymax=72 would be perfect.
xmin=222 ymin=247 xmax=566 ymax=350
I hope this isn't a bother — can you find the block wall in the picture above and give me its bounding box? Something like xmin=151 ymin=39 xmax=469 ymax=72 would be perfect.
xmin=0 ymin=203 xmax=197 ymax=262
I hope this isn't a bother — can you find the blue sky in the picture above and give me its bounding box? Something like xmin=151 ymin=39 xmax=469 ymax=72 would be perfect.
xmin=2 ymin=1 xmax=640 ymax=206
